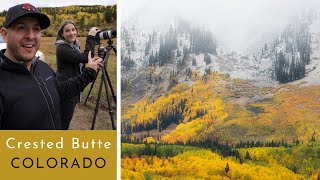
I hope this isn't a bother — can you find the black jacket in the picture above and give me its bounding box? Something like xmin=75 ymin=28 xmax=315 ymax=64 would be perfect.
xmin=0 ymin=50 xmax=96 ymax=130
xmin=56 ymin=35 xmax=96 ymax=82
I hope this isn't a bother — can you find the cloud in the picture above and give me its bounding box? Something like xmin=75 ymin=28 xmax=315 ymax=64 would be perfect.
xmin=122 ymin=0 xmax=320 ymax=50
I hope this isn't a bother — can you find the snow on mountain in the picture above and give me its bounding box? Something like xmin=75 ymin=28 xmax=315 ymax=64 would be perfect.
xmin=122 ymin=25 xmax=277 ymax=92
xmin=122 ymin=7 xmax=320 ymax=94
xmin=289 ymin=10 xmax=320 ymax=86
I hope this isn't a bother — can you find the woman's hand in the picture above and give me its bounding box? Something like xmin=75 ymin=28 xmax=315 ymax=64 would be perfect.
xmin=86 ymin=51 xmax=103 ymax=71
xmin=88 ymin=27 xmax=100 ymax=37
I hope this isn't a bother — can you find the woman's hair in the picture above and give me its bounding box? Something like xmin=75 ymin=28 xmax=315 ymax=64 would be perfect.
xmin=56 ymin=20 xmax=78 ymax=43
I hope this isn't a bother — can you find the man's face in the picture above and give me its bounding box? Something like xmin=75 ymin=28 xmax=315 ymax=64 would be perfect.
xmin=1 ymin=17 xmax=41 ymax=63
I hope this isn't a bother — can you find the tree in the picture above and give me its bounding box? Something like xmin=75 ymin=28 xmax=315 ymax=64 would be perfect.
xmin=192 ymin=58 xmax=197 ymax=66
xmin=292 ymin=166 xmax=297 ymax=173
xmin=104 ymin=7 xmax=113 ymax=23
xmin=264 ymin=43 xmax=268 ymax=51
xmin=245 ymin=151 xmax=251 ymax=160
xmin=239 ymin=157 xmax=244 ymax=164
xmin=204 ymin=53 xmax=212 ymax=65
xmin=225 ymin=162 xmax=230 ymax=174
xmin=96 ymin=13 xmax=101 ymax=26
xmin=311 ymin=131 xmax=316 ymax=142
xmin=131 ymin=40 xmax=135 ymax=51
xmin=177 ymin=49 xmax=181 ymax=57
xmin=78 ymin=16 xmax=85 ymax=31
xmin=112 ymin=5 xmax=117 ymax=21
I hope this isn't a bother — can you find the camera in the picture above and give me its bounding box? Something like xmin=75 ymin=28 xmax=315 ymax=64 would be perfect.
xmin=95 ymin=29 xmax=117 ymax=58
xmin=95 ymin=30 xmax=117 ymax=40
xmin=97 ymin=45 xmax=105 ymax=59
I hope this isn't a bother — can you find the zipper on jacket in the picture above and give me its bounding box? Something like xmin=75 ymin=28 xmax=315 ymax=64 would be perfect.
xmin=39 ymin=76 xmax=55 ymax=110
xmin=31 ymin=60 xmax=56 ymax=129
xmin=32 ymin=75 xmax=56 ymax=129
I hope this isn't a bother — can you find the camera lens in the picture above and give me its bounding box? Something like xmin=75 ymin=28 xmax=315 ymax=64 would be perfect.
xmin=95 ymin=30 xmax=117 ymax=40
xmin=98 ymin=31 xmax=111 ymax=40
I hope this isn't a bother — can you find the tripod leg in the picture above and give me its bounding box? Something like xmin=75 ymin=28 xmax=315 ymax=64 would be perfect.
xmin=104 ymin=68 xmax=117 ymax=104
xmin=112 ymin=47 xmax=117 ymax=55
xmin=102 ymin=68 xmax=116 ymax=130
xmin=84 ymin=69 xmax=100 ymax=105
xmin=104 ymin=47 xmax=111 ymax=66
xmin=102 ymin=46 xmax=116 ymax=103
xmin=90 ymin=44 xmax=116 ymax=130
xmin=91 ymin=74 xmax=103 ymax=130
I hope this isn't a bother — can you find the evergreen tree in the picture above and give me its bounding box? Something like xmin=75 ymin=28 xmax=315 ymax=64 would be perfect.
xmin=225 ymin=162 xmax=230 ymax=174
xmin=264 ymin=43 xmax=268 ymax=51
xmin=245 ymin=151 xmax=251 ymax=160
xmin=311 ymin=131 xmax=316 ymax=142
xmin=204 ymin=53 xmax=212 ymax=65
xmin=104 ymin=7 xmax=113 ymax=23
xmin=192 ymin=58 xmax=197 ymax=66
xmin=131 ymin=40 xmax=135 ymax=51
xmin=239 ymin=157 xmax=244 ymax=164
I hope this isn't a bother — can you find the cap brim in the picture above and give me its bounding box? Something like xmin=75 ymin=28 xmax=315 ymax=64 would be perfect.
xmin=22 ymin=13 xmax=50 ymax=29
xmin=7 ymin=12 xmax=50 ymax=29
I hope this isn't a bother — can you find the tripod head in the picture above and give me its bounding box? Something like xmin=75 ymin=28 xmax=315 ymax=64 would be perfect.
xmin=97 ymin=41 xmax=106 ymax=59
xmin=96 ymin=37 xmax=117 ymax=65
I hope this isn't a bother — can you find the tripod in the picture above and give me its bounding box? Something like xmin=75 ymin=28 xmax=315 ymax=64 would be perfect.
xmin=84 ymin=39 xmax=117 ymax=130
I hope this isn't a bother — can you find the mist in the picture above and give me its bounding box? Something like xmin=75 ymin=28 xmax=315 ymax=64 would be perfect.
xmin=121 ymin=0 xmax=320 ymax=51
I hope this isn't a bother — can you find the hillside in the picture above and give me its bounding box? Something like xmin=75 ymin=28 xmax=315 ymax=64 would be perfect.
xmin=0 ymin=5 xmax=117 ymax=36
xmin=122 ymin=9 xmax=320 ymax=143
xmin=122 ymin=71 xmax=320 ymax=144
xmin=122 ymin=143 xmax=320 ymax=179
xmin=121 ymin=2 xmax=320 ymax=179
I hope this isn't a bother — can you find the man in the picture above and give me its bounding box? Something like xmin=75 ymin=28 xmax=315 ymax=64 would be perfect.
xmin=0 ymin=3 xmax=103 ymax=129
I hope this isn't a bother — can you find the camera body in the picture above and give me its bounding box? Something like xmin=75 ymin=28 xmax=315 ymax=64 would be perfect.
xmin=97 ymin=45 xmax=105 ymax=59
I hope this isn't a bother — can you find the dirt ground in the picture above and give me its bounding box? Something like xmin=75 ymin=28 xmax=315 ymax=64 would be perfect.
xmin=69 ymin=95 xmax=117 ymax=130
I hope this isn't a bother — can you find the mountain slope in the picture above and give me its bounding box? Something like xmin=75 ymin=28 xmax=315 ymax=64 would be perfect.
xmin=121 ymin=10 xmax=320 ymax=144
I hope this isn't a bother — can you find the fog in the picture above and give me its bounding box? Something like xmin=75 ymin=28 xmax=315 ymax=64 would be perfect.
xmin=121 ymin=0 xmax=320 ymax=50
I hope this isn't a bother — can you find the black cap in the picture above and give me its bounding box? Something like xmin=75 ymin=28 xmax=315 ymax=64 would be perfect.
xmin=4 ymin=3 xmax=50 ymax=29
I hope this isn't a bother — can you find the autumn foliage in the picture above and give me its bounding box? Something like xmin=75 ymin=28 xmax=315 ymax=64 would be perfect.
xmin=122 ymin=72 xmax=320 ymax=179
xmin=122 ymin=72 xmax=320 ymax=144
xmin=122 ymin=149 xmax=306 ymax=179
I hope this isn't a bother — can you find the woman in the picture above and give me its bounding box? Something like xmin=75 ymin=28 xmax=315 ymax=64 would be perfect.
xmin=56 ymin=20 xmax=100 ymax=129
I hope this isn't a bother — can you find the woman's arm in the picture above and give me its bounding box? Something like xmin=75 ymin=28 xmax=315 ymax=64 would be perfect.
xmin=57 ymin=67 xmax=96 ymax=102
xmin=83 ymin=35 xmax=96 ymax=58
xmin=57 ymin=51 xmax=103 ymax=102
xmin=84 ymin=27 xmax=101 ymax=58
xmin=56 ymin=35 xmax=96 ymax=64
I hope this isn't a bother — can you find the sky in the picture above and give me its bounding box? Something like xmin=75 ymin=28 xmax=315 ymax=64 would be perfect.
xmin=120 ymin=0 xmax=148 ymax=21
xmin=121 ymin=0 xmax=320 ymax=50
xmin=0 ymin=0 xmax=117 ymax=11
